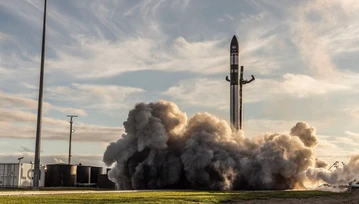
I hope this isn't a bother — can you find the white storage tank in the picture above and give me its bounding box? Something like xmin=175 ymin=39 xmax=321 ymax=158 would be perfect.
xmin=0 ymin=163 xmax=45 ymax=188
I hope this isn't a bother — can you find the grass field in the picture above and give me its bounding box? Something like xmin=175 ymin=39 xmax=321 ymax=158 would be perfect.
xmin=0 ymin=190 xmax=344 ymax=204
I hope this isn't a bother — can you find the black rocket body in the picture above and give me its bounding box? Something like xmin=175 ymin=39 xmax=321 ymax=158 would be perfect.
xmin=226 ymin=35 xmax=255 ymax=131
xmin=227 ymin=36 xmax=239 ymax=130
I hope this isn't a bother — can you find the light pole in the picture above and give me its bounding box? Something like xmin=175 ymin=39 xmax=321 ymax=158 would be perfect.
xmin=30 ymin=161 xmax=34 ymax=187
xmin=67 ymin=115 xmax=78 ymax=164
xmin=17 ymin=157 xmax=24 ymax=164
xmin=33 ymin=0 xmax=47 ymax=191
xmin=18 ymin=157 xmax=24 ymax=186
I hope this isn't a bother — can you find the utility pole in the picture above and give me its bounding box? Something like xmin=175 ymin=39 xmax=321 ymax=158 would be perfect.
xmin=33 ymin=0 xmax=47 ymax=191
xmin=67 ymin=115 xmax=78 ymax=164
xmin=17 ymin=157 xmax=24 ymax=164
xmin=18 ymin=157 xmax=24 ymax=186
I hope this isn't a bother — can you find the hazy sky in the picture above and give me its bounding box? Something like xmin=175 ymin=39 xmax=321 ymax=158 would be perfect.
xmin=1 ymin=0 xmax=359 ymax=167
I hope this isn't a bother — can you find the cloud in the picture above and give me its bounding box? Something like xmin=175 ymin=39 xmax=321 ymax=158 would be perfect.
xmin=0 ymin=97 xmax=123 ymax=142
xmin=225 ymin=14 xmax=233 ymax=20
xmin=52 ymin=106 xmax=87 ymax=117
xmin=278 ymin=74 xmax=350 ymax=98
xmin=315 ymin=135 xmax=354 ymax=164
xmin=170 ymin=0 xmax=191 ymax=9
xmin=46 ymin=83 xmax=145 ymax=115
xmin=291 ymin=21 xmax=337 ymax=79
xmin=0 ymin=1 xmax=236 ymax=80
xmin=0 ymin=1 xmax=291 ymax=82
xmin=0 ymin=90 xmax=38 ymax=109
xmin=18 ymin=146 xmax=34 ymax=153
xmin=0 ymin=90 xmax=87 ymax=116
xmin=0 ymin=32 xmax=14 ymax=43
xmin=243 ymin=119 xmax=299 ymax=137
xmin=217 ymin=14 xmax=234 ymax=22
xmin=162 ymin=78 xmax=228 ymax=110
xmin=0 ymin=118 xmax=124 ymax=143
xmin=0 ymin=52 xmax=39 ymax=90
xmin=331 ymin=136 xmax=355 ymax=146
xmin=289 ymin=0 xmax=359 ymax=78
xmin=315 ymin=131 xmax=359 ymax=158
xmin=47 ymin=35 xmax=228 ymax=79
xmin=0 ymin=1 xmax=44 ymax=29
xmin=343 ymin=108 xmax=359 ymax=119
xmin=323 ymin=25 xmax=359 ymax=54
xmin=233 ymin=10 xmax=291 ymax=75
xmin=1 ymin=0 xmax=359 ymax=169
xmin=240 ymin=55 xmax=280 ymax=75
xmin=344 ymin=131 xmax=359 ymax=145
xmin=244 ymin=74 xmax=349 ymax=103
xmin=162 ymin=74 xmax=350 ymax=109
xmin=19 ymin=1 xmax=286 ymax=80
xmin=124 ymin=0 xmax=171 ymax=18
xmin=345 ymin=131 xmax=359 ymax=138
xmin=0 ymin=152 xmax=105 ymax=167
xmin=0 ymin=108 xmax=67 ymax=125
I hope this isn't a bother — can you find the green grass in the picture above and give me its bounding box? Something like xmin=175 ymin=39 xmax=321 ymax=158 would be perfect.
xmin=0 ymin=190 xmax=344 ymax=204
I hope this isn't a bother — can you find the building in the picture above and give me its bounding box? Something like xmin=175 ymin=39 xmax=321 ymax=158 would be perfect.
xmin=44 ymin=164 xmax=105 ymax=188
xmin=0 ymin=163 xmax=45 ymax=188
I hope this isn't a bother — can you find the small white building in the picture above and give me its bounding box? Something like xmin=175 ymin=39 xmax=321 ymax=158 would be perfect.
xmin=0 ymin=163 xmax=45 ymax=188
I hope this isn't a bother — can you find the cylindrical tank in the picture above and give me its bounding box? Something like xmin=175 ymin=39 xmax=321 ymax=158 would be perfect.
xmin=76 ymin=166 xmax=91 ymax=184
xmin=97 ymin=174 xmax=115 ymax=189
xmin=90 ymin=166 xmax=103 ymax=183
xmin=45 ymin=164 xmax=77 ymax=187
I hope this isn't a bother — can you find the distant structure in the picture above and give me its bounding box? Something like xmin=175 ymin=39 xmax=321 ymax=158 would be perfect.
xmin=0 ymin=162 xmax=113 ymax=189
xmin=226 ymin=35 xmax=255 ymax=131
xmin=328 ymin=161 xmax=345 ymax=170
xmin=0 ymin=163 xmax=46 ymax=188
xmin=44 ymin=164 xmax=113 ymax=189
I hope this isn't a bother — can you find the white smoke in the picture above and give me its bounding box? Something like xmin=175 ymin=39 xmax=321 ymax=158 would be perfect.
xmin=53 ymin=158 xmax=65 ymax=164
xmin=103 ymin=100 xmax=358 ymax=190
xmin=307 ymin=156 xmax=359 ymax=186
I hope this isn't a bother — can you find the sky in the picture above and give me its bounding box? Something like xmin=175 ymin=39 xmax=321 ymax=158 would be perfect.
xmin=0 ymin=0 xmax=359 ymax=167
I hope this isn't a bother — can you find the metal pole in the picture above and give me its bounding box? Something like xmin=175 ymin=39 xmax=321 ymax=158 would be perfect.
xmin=239 ymin=66 xmax=243 ymax=130
xmin=33 ymin=0 xmax=47 ymax=190
xmin=12 ymin=164 xmax=15 ymax=187
xmin=18 ymin=157 xmax=23 ymax=187
xmin=30 ymin=162 xmax=33 ymax=187
xmin=67 ymin=115 xmax=78 ymax=164
xmin=68 ymin=119 xmax=73 ymax=164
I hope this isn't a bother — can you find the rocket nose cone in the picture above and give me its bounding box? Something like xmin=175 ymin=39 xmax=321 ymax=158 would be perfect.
xmin=231 ymin=35 xmax=238 ymax=46
xmin=230 ymin=35 xmax=239 ymax=53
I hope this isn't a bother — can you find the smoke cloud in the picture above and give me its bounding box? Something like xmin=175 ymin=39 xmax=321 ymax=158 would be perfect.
xmin=103 ymin=101 xmax=357 ymax=190
xmin=307 ymin=156 xmax=359 ymax=186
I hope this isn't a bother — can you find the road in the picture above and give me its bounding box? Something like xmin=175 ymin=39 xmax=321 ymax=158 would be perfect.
xmin=0 ymin=189 xmax=173 ymax=196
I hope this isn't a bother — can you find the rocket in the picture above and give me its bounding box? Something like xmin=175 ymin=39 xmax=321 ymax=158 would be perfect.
xmin=226 ymin=36 xmax=240 ymax=130
xmin=226 ymin=35 xmax=255 ymax=131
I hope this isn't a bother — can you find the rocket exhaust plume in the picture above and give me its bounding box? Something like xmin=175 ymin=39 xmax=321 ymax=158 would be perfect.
xmin=103 ymin=101 xmax=357 ymax=190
